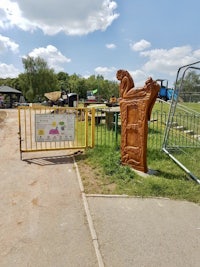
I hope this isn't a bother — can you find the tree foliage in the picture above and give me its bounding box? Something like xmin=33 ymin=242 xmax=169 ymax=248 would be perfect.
xmin=20 ymin=56 xmax=58 ymax=101
xmin=176 ymin=70 xmax=200 ymax=102
xmin=0 ymin=56 xmax=119 ymax=102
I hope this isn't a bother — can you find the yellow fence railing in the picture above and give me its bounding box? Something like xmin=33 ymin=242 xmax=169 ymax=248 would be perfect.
xmin=18 ymin=106 xmax=95 ymax=159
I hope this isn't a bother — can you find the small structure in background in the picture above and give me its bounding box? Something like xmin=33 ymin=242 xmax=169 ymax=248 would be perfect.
xmin=0 ymin=95 xmax=4 ymax=108
xmin=68 ymin=93 xmax=78 ymax=107
xmin=87 ymin=90 xmax=97 ymax=102
xmin=44 ymin=91 xmax=64 ymax=106
xmin=44 ymin=91 xmax=77 ymax=107
xmin=108 ymin=95 xmax=118 ymax=107
xmin=116 ymin=70 xmax=160 ymax=173
xmin=0 ymin=85 xmax=22 ymax=108
xmin=84 ymin=89 xmax=104 ymax=106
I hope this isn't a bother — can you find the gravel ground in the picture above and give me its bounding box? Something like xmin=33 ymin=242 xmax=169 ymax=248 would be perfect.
xmin=0 ymin=109 xmax=98 ymax=267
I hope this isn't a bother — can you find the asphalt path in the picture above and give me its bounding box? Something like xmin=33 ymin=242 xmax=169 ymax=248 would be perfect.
xmin=87 ymin=195 xmax=200 ymax=267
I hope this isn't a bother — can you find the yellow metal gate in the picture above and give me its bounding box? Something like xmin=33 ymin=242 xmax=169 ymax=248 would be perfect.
xmin=18 ymin=106 xmax=95 ymax=159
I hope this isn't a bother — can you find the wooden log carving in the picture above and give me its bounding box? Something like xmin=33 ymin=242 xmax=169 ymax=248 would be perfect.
xmin=116 ymin=70 xmax=160 ymax=173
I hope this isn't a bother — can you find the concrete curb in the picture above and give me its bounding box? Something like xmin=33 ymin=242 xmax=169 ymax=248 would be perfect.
xmin=86 ymin=194 xmax=172 ymax=201
xmin=73 ymin=159 xmax=105 ymax=267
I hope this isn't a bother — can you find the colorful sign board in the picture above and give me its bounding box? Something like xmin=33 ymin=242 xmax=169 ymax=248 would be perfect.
xmin=35 ymin=113 xmax=75 ymax=142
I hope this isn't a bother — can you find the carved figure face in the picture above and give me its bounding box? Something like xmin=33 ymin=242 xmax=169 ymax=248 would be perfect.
xmin=116 ymin=70 xmax=124 ymax=81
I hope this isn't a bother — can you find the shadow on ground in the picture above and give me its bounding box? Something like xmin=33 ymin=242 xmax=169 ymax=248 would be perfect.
xmin=24 ymin=151 xmax=83 ymax=166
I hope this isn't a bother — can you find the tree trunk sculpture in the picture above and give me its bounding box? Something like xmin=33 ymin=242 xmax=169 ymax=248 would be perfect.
xmin=116 ymin=70 xmax=160 ymax=173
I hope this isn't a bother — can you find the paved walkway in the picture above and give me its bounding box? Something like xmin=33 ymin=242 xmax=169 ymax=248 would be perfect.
xmin=0 ymin=109 xmax=200 ymax=267
xmin=87 ymin=195 xmax=200 ymax=267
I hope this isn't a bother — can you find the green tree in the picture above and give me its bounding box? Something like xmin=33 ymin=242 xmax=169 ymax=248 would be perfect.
xmin=176 ymin=71 xmax=200 ymax=102
xmin=57 ymin=72 xmax=70 ymax=92
xmin=68 ymin=73 xmax=80 ymax=93
xmin=85 ymin=75 xmax=97 ymax=93
xmin=21 ymin=56 xmax=58 ymax=102
xmin=77 ymin=78 xmax=87 ymax=99
xmin=18 ymin=73 xmax=29 ymax=98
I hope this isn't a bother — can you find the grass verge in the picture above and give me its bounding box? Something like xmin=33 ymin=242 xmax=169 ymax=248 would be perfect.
xmin=75 ymin=145 xmax=200 ymax=204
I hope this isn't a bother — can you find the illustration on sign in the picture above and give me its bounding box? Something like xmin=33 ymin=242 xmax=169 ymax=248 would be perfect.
xmin=35 ymin=113 xmax=75 ymax=142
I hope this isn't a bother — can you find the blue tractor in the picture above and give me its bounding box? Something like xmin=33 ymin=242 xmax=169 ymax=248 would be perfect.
xmin=156 ymin=79 xmax=174 ymax=101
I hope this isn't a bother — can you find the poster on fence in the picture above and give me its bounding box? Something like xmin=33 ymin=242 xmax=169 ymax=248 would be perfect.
xmin=35 ymin=113 xmax=75 ymax=142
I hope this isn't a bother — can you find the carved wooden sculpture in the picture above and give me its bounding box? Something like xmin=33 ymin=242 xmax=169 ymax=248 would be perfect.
xmin=116 ymin=70 xmax=160 ymax=173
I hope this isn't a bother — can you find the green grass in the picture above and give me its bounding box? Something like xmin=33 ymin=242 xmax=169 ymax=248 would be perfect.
xmin=76 ymin=145 xmax=200 ymax=204
xmin=153 ymin=99 xmax=200 ymax=114
xmin=180 ymin=102 xmax=200 ymax=113
xmin=75 ymin=101 xmax=200 ymax=204
xmin=153 ymin=101 xmax=171 ymax=113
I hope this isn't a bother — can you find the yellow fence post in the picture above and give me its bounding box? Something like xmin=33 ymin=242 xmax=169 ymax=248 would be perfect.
xmin=91 ymin=107 xmax=95 ymax=148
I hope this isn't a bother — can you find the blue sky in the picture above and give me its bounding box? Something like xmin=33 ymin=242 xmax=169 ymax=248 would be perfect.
xmin=0 ymin=0 xmax=200 ymax=88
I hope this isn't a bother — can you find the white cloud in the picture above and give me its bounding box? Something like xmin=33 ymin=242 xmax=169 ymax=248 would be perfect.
xmin=95 ymin=66 xmax=116 ymax=79
xmin=128 ymin=69 xmax=150 ymax=87
xmin=0 ymin=62 xmax=20 ymax=78
xmin=130 ymin=39 xmax=151 ymax=52
xmin=0 ymin=0 xmax=119 ymax=36
xmin=0 ymin=0 xmax=35 ymax=31
xmin=193 ymin=49 xmax=200 ymax=58
xmin=0 ymin=34 xmax=19 ymax=53
xmin=25 ymin=45 xmax=71 ymax=72
xmin=106 ymin=43 xmax=116 ymax=49
xmin=140 ymin=46 xmax=197 ymax=76
xmin=126 ymin=45 xmax=200 ymax=87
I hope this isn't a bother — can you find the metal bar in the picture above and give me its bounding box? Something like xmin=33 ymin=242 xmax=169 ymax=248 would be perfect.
xmin=29 ymin=107 xmax=33 ymax=149
xmin=18 ymin=107 xmax=22 ymax=160
xmin=162 ymin=147 xmax=200 ymax=184
xmin=91 ymin=108 xmax=95 ymax=147
xmin=114 ymin=112 xmax=118 ymax=144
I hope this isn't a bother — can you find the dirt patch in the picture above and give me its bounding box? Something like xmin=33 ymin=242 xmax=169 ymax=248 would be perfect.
xmin=0 ymin=110 xmax=7 ymax=124
xmin=76 ymin=159 xmax=117 ymax=194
